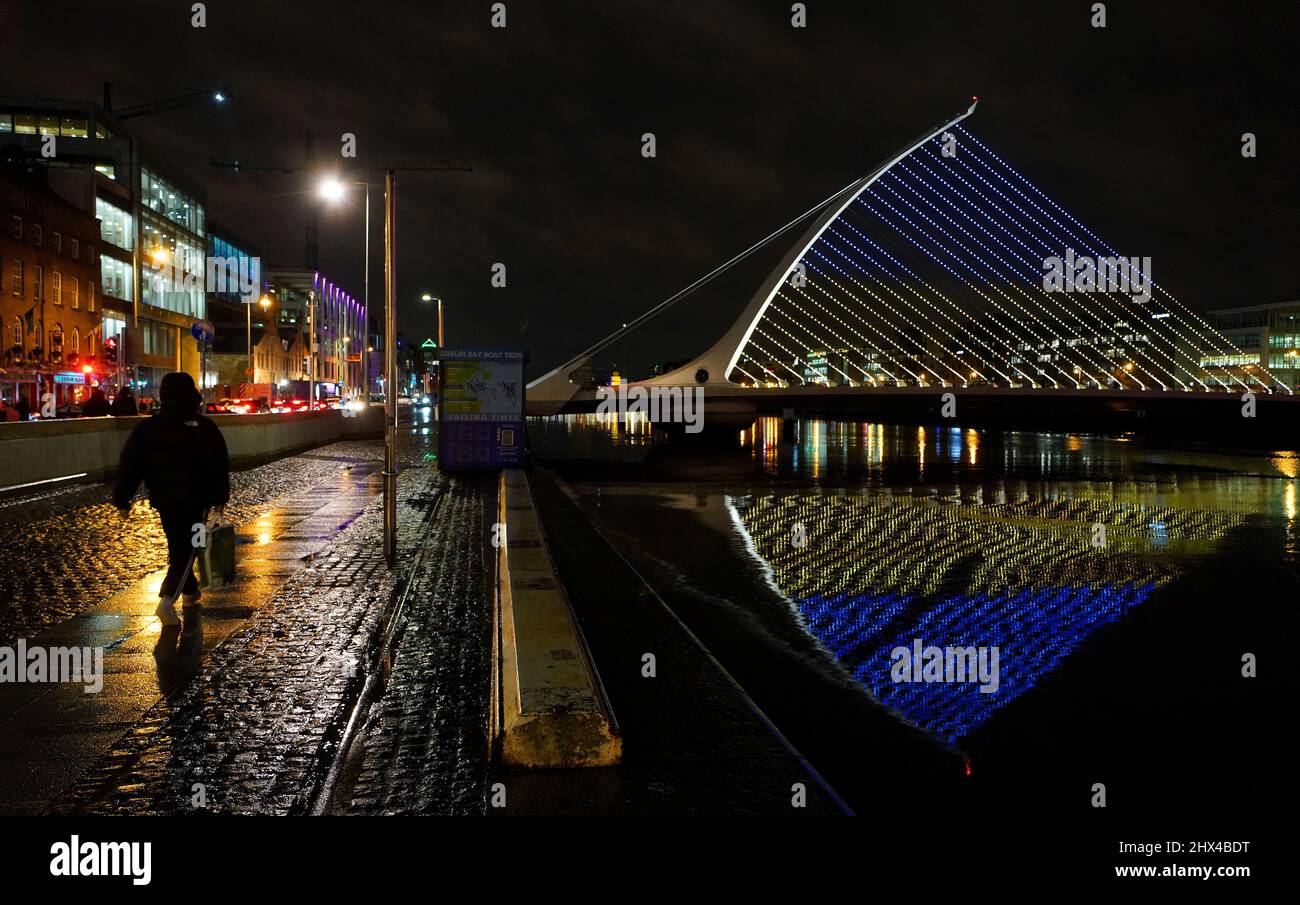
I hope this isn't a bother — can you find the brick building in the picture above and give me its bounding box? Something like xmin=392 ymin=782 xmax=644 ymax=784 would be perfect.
xmin=1 ymin=165 xmax=105 ymax=411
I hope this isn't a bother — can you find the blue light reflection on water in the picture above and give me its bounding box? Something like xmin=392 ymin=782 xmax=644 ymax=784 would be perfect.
xmin=796 ymin=581 xmax=1154 ymax=745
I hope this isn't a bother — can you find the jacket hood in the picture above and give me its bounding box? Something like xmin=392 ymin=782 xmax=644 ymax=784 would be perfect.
xmin=158 ymin=372 xmax=202 ymax=414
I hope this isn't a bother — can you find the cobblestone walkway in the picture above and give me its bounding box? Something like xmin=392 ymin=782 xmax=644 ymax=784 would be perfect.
xmin=49 ymin=457 xmax=444 ymax=815
xmin=332 ymin=474 xmax=494 ymax=816
xmin=0 ymin=446 xmax=365 ymax=647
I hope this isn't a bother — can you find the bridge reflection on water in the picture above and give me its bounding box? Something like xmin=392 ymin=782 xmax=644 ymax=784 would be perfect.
xmin=530 ymin=413 xmax=1296 ymax=753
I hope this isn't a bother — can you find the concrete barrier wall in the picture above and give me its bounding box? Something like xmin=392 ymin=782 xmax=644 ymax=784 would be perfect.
xmin=0 ymin=408 xmax=384 ymax=493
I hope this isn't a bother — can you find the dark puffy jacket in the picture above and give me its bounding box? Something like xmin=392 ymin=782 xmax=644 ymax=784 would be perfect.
xmin=113 ymin=411 xmax=230 ymax=510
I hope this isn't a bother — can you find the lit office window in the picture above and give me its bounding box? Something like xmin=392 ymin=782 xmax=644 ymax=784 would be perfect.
xmin=141 ymin=169 xmax=205 ymax=236
xmin=101 ymin=257 xmax=133 ymax=300
xmin=60 ymin=117 xmax=88 ymax=138
xmin=95 ymin=198 xmax=133 ymax=250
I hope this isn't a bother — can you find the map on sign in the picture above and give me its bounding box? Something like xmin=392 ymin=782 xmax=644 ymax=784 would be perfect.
xmin=443 ymin=360 xmax=520 ymax=417
xmin=438 ymin=349 xmax=525 ymax=470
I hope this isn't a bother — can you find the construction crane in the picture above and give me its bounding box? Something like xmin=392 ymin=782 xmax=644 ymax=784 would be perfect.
xmin=104 ymin=83 xmax=231 ymax=120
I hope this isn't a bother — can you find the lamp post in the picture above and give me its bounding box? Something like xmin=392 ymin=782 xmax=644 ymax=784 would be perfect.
xmin=383 ymin=170 xmax=397 ymax=564
xmin=341 ymin=336 xmax=350 ymax=402
xmin=307 ymin=290 xmax=316 ymax=407
xmin=356 ymin=158 xmax=473 ymax=565
xmin=419 ymin=293 xmax=443 ymax=348
xmin=420 ymin=293 xmax=443 ymax=401
xmin=249 ymin=293 xmax=270 ymax=386
xmin=318 ymin=177 xmax=372 ymax=404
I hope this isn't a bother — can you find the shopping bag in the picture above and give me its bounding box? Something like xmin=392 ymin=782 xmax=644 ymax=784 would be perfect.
xmin=198 ymin=520 xmax=237 ymax=588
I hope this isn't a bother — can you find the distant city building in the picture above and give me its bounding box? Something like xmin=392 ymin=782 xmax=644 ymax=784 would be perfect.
xmin=2 ymin=96 xmax=210 ymax=399
xmin=1203 ymin=300 xmax=1300 ymax=388
xmin=204 ymin=221 xmax=264 ymax=395
xmin=264 ymin=269 xmax=364 ymax=400
xmin=0 ymin=165 xmax=104 ymax=410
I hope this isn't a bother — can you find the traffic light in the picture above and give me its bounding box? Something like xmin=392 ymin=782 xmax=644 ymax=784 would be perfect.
xmin=104 ymin=336 xmax=118 ymax=365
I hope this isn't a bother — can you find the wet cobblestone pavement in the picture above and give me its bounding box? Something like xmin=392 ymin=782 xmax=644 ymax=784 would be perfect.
xmin=0 ymin=448 xmax=366 ymax=647
xmin=49 ymin=438 xmax=454 ymax=815
xmin=333 ymin=474 xmax=494 ymax=815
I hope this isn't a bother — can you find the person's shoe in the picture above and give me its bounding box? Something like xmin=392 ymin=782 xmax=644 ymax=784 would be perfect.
xmin=181 ymin=593 xmax=201 ymax=612
xmin=155 ymin=596 xmax=181 ymax=626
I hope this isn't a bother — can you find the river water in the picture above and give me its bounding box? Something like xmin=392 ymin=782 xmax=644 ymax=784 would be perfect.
xmin=529 ymin=414 xmax=1292 ymax=816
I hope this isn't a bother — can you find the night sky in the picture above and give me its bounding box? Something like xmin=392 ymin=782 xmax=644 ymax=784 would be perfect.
xmin=5 ymin=0 xmax=1297 ymax=378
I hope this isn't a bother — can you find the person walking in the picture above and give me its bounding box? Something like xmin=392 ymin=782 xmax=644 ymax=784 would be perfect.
xmin=81 ymin=388 xmax=112 ymax=417
xmin=111 ymin=386 xmax=138 ymax=416
xmin=113 ymin=372 xmax=230 ymax=625
xmin=13 ymin=394 xmax=31 ymax=421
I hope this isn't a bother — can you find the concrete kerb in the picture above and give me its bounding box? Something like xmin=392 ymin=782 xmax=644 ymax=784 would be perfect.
xmin=493 ymin=469 xmax=621 ymax=768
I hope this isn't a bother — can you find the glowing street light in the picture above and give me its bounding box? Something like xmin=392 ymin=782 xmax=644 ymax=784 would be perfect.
xmin=318 ymin=177 xmax=346 ymax=203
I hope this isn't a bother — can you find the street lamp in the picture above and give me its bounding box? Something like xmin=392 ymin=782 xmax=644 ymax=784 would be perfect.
xmin=341 ymin=336 xmax=350 ymax=402
xmin=318 ymin=176 xmax=371 ymax=404
xmin=318 ymin=178 xmax=345 ymax=203
xmin=249 ymin=294 xmax=270 ymax=385
xmin=420 ymin=293 xmax=444 ymax=348
xmin=420 ymin=293 xmax=443 ymax=401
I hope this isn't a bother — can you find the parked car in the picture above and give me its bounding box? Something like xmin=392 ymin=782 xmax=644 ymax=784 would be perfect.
xmin=271 ymin=398 xmax=311 ymax=413
xmin=215 ymin=398 xmax=255 ymax=414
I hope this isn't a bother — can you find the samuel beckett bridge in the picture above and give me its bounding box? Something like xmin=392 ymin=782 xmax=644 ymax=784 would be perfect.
xmin=527 ymin=99 xmax=1296 ymax=435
